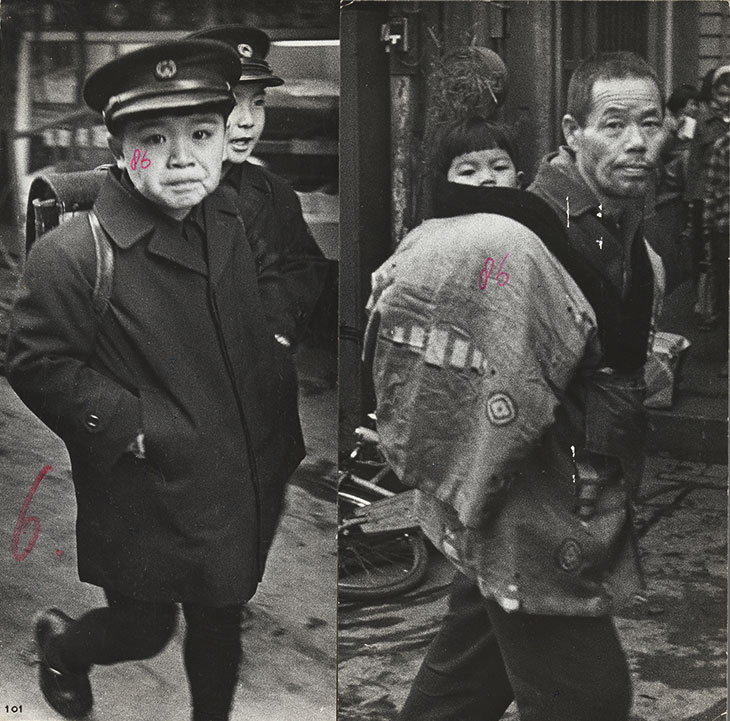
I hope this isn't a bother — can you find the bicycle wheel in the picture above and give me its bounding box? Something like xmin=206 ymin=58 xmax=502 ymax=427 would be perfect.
xmin=338 ymin=494 xmax=429 ymax=602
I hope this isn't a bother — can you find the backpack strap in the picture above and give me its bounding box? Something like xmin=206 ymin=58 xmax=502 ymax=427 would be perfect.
xmin=87 ymin=209 xmax=114 ymax=320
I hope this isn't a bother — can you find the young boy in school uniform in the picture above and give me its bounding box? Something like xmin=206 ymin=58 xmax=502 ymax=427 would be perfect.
xmin=190 ymin=25 xmax=329 ymax=347
xmin=7 ymin=38 xmax=303 ymax=721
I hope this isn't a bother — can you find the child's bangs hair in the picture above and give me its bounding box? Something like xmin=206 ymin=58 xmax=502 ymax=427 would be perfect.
xmin=431 ymin=117 xmax=518 ymax=176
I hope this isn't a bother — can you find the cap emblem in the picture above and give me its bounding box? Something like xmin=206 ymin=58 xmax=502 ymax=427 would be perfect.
xmin=237 ymin=43 xmax=254 ymax=58
xmin=154 ymin=59 xmax=177 ymax=80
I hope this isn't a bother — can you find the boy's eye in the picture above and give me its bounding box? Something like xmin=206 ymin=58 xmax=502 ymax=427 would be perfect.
xmin=642 ymin=118 xmax=662 ymax=130
xmin=254 ymin=97 xmax=266 ymax=108
xmin=145 ymin=133 xmax=166 ymax=145
xmin=493 ymin=163 xmax=511 ymax=171
xmin=456 ymin=167 xmax=475 ymax=176
xmin=192 ymin=129 xmax=213 ymax=140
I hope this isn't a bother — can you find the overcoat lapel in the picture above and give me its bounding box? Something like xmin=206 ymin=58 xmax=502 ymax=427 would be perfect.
xmin=203 ymin=189 xmax=242 ymax=287
xmin=94 ymin=169 xmax=207 ymax=276
xmin=232 ymin=162 xmax=270 ymax=227
xmin=94 ymin=171 xmax=155 ymax=250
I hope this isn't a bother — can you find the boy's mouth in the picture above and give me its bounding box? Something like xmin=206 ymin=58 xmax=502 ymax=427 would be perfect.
xmin=165 ymin=179 xmax=204 ymax=191
xmin=229 ymin=137 xmax=253 ymax=151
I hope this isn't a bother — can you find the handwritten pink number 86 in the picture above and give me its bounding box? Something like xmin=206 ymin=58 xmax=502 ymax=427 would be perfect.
xmin=130 ymin=149 xmax=151 ymax=170
xmin=479 ymin=252 xmax=510 ymax=289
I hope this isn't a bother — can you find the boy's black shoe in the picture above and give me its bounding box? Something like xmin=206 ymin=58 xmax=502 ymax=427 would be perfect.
xmin=34 ymin=608 xmax=93 ymax=718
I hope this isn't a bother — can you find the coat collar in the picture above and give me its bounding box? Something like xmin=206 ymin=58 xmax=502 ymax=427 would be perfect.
xmin=223 ymin=161 xmax=271 ymax=223
xmin=228 ymin=160 xmax=271 ymax=194
xmin=94 ymin=168 xmax=161 ymax=249
xmin=532 ymin=147 xmax=656 ymax=224
xmin=202 ymin=183 xmax=242 ymax=287
xmin=531 ymin=147 xmax=600 ymax=219
xmin=94 ymin=168 xmax=241 ymax=281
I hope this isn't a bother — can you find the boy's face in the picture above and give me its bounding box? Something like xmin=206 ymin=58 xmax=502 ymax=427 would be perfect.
xmin=111 ymin=112 xmax=226 ymax=220
xmin=225 ymin=82 xmax=267 ymax=163
xmin=447 ymin=148 xmax=519 ymax=188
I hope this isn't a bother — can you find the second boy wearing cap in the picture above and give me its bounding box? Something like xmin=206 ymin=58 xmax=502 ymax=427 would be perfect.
xmin=188 ymin=25 xmax=328 ymax=346
xmin=7 ymin=38 xmax=304 ymax=721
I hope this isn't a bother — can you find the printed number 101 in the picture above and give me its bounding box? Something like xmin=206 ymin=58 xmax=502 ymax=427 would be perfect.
xmin=479 ymin=253 xmax=510 ymax=289
xmin=5 ymin=706 xmax=22 ymax=713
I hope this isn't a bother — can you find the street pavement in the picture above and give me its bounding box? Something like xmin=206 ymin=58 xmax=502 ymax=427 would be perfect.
xmin=0 ymin=346 xmax=337 ymax=721
xmin=338 ymin=456 xmax=728 ymax=721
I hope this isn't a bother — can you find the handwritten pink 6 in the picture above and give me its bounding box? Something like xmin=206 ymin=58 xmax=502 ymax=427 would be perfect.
xmin=496 ymin=252 xmax=510 ymax=286
xmin=12 ymin=465 xmax=52 ymax=562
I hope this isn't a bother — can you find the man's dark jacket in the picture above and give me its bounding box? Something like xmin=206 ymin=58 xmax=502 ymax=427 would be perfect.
xmin=223 ymin=161 xmax=328 ymax=342
xmin=7 ymin=168 xmax=304 ymax=605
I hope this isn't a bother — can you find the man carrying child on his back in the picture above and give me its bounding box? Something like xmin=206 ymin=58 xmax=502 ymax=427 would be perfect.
xmin=368 ymin=50 xmax=666 ymax=721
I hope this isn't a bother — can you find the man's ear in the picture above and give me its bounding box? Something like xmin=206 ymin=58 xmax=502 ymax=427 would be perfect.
xmin=107 ymin=134 xmax=126 ymax=171
xmin=562 ymin=114 xmax=582 ymax=151
xmin=516 ymin=170 xmax=527 ymax=189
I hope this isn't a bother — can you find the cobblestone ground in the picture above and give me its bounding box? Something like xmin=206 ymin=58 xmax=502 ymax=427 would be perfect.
xmin=338 ymin=456 xmax=728 ymax=721
xmin=0 ymin=346 xmax=337 ymax=721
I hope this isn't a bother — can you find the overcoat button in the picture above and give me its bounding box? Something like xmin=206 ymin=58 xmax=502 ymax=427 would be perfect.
xmin=85 ymin=414 xmax=100 ymax=430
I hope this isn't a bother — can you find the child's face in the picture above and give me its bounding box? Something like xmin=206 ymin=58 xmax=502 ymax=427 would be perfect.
xmin=447 ymin=148 xmax=518 ymax=188
xmin=712 ymin=79 xmax=729 ymax=110
xmin=225 ymin=82 xmax=267 ymax=163
xmin=112 ymin=112 xmax=226 ymax=220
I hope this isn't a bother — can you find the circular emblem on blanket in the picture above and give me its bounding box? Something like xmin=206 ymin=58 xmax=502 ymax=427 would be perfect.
xmin=557 ymin=538 xmax=583 ymax=572
xmin=486 ymin=392 xmax=517 ymax=426
xmin=154 ymin=59 xmax=177 ymax=80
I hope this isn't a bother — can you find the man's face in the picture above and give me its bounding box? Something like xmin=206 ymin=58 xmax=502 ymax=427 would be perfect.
xmin=112 ymin=112 xmax=226 ymax=220
xmin=563 ymin=77 xmax=664 ymax=199
xmin=225 ymin=82 xmax=266 ymax=163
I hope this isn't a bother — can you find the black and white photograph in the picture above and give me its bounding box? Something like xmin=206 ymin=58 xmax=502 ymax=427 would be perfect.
xmin=338 ymin=2 xmax=728 ymax=721
xmin=0 ymin=0 xmax=728 ymax=720
xmin=0 ymin=1 xmax=338 ymax=720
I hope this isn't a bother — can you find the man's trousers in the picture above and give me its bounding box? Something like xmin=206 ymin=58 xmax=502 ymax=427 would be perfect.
xmin=397 ymin=572 xmax=632 ymax=721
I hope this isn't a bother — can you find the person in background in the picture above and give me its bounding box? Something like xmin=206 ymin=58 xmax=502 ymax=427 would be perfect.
xmin=7 ymin=39 xmax=303 ymax=721
xmin=648 ymin=83 xmax=699 ymax=292
xmin=189 ymin=25 xmax=328 ymax=348
xmin=665 ymin=84 xmax=699 ymax=137
xmin=702 ymin=130 xmax=729 ymax=369
xmin=685 ymin=66 xmax=730 ymax=302
xmin=659 ymin=83 xmax=698 ymax=198
xmin=374 ymin=52 xmax=665 ymax=721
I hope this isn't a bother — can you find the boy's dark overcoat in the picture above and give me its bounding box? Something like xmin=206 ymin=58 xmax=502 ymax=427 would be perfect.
xmin=223 ymin=161 xmax=328 ymax=342
xmin=7 ymin=169 xmax=304 ymax=605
